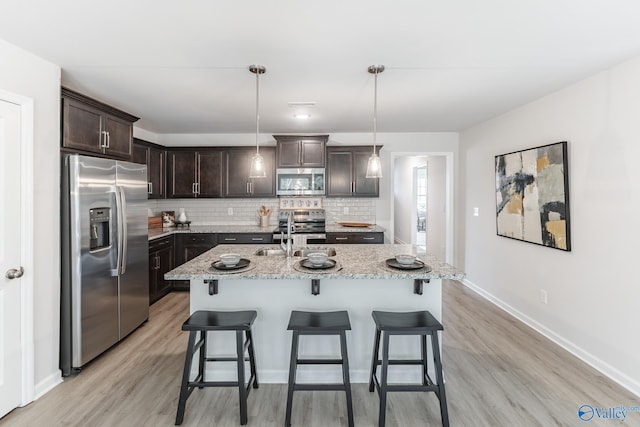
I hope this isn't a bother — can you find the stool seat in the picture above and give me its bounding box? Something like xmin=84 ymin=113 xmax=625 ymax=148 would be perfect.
xmin=287 ymin=310 xmax=351 ymax=331
xmin=372 ymin=310 xmax=443 ymax=332
xmin=182 ymin=310 xmax=257 ymax=331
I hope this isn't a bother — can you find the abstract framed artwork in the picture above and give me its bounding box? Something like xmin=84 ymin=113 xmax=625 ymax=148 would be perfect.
xmin=495 ymin=141 xmax=571 ymax=251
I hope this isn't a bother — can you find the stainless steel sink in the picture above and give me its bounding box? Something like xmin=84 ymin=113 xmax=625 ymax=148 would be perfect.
xmin=254 ymin=248 xmax=286 ymax=256
xmin=292 ymin=247 xmax=337 ymax=257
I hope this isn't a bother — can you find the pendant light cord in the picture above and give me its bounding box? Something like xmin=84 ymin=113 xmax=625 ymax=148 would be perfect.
xmin=255 ymin=68 xmax=260 ymax=154
xmin=373 ymin=69 xmax=378 ymax=156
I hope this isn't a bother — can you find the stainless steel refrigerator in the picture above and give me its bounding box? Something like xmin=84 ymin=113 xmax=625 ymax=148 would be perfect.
xmin=61 ymin=154 xmax=149 ymax=376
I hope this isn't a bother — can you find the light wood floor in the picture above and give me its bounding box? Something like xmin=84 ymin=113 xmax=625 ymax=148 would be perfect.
xmin=2 ymin=281 xmax=637 ymax=426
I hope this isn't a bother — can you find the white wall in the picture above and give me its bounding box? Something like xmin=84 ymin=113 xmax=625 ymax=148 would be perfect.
xmin=393 ymin=156 xmax=426 ymax=244
xmin=427 ymin=156 xmax=446 ymax=261
xmin=0 ymin=39 xmax=62 ymax=396
xmin=459 ymin=56 xmax=640 ymax=396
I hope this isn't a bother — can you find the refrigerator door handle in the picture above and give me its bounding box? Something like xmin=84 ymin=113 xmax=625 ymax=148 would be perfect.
xmin=114 ymin=186 xmax=124 ymax=276
xmin=117 ymin=185 xmax=128 ymax=275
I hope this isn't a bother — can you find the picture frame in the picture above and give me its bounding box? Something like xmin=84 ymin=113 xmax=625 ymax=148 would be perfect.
xmin=161 ymin=210 xmax=175 ymax=227
xmin=495 ymin=141 xmax=571 ymax=251
xmin=278 ymin=197 xmax=323 ymax=209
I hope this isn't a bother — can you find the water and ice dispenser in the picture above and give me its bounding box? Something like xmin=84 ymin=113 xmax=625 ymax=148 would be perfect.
xmin=89 ymin=208 xmax=111 ymax=251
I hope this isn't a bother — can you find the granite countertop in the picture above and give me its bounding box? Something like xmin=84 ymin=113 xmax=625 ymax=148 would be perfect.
xmin=164 ymin=244 xmax=464 ymax=281
xmin=149 ymin=224 xmax=386 ymax=240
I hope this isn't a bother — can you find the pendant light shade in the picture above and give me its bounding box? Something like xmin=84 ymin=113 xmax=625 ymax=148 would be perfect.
xmin=366 ymin=64 xmax=384 ymax=178
xmin=249 ymin=64 xmax=267 ymax=178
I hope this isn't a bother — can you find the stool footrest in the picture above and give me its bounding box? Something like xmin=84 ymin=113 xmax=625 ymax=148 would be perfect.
xmin=374 ymin=359 xmax=425 ymax=366
xmin=294 ymin=383 xmax=349 ymax=391
xmin=205 ymin=356 xmax=251 ymax=363
xmin=297 ymin=358 xmax=344 ymax=365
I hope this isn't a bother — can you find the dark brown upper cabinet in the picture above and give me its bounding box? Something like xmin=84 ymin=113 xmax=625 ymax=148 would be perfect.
xmin=61 ymin=87 xmax=138 ymax=161
xmin=133 ymin=139 xmax=166 ymax=199
xmin=326 ymin=146 xmax=380 ymax=197
xmin=274 ymin=135 xmax=328 ymax=168
xmin=223 ymin=147 xmax=276 ymax=198
xmin=166 ymin=149 xmax=223 ymax=198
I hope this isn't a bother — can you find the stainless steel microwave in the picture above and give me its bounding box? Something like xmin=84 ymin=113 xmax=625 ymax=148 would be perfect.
xmin=276 ymin=168 xmax=325 ymax=196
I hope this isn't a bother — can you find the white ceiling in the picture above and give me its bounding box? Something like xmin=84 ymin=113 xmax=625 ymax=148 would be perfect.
xmin=2 ymin=0 xmax=640 ymax=136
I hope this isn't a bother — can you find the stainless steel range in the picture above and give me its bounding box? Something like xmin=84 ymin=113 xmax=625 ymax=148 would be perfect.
xmin=273 ymin=209 xmax=326 ymax=244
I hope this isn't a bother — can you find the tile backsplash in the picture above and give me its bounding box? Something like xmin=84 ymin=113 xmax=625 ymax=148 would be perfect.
xmin=148 ymin=198 xmax=376 ymax=226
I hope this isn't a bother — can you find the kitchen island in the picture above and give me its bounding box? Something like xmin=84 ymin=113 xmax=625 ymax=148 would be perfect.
xmin=165 ymin=244 xmax=464 ymax=383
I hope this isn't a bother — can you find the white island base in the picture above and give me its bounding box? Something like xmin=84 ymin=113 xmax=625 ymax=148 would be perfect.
xmin=187 ymin=277 xmax=442 ymax=384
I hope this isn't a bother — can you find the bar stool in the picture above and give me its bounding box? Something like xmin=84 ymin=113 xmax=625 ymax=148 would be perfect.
xmin=369 ymin=310 xmax=449 ymax=427
xmin=285 ymin=310 xmax=354 ymax=427
xmin=175 ymin=310 xmax=259 ymax=425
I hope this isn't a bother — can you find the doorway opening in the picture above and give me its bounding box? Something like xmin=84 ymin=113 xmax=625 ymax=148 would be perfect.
xmin=415 ymin=165 xmax=427 ymax=250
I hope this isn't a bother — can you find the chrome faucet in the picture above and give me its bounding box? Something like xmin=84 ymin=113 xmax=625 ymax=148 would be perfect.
xmin=280 ymin=210 xmax=294 ymax=257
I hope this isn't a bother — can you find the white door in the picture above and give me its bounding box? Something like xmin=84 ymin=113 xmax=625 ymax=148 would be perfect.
xmin=0 ymin=99 xmax=23 ymax=418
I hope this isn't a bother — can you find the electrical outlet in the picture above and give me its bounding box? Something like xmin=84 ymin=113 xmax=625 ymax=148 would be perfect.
xmin=343 ymin=207 xmax=349 ymax=214
xmin=473 ymin=207 xmax=479 ymax=217
xmin=539 ymin=289 xmax=548 ymax=304
xmin=228 ymin=207 xmax=233 ymax=215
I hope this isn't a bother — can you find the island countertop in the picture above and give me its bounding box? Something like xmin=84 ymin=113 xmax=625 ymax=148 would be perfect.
xmin=164 ymin=243 xmax=464 ymax=281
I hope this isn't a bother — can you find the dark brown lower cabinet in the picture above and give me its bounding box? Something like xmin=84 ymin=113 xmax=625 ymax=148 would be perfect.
xmin=173 ymin=233 xmax=217 ymax=290
xmin=326 ymin=232 xmax=384 ymax=244
xmin=149 ymin=236 xmax=174 ymax=304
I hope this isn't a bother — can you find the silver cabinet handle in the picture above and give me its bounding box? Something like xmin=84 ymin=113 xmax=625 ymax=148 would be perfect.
xmin=106 ymin=131 xmax=110 ymax=148
xmin=363 ymin=237 xmax=375 ymax=240
xmin=101 ymin=131 xmax=108 ymax=148
xmin=251 ymin=237 xmax=263 ymax=241
xmin=335 ymin=237 xmax=348 ymax=241
xmin=351 ymin=182 xmax=355 ymax=193
xmin=224 ymin=238 xmax=237 ymax=241
xmin=148 ymin=182 xmax=153 ymax=194
xmin=192 ymin=183 xmax=197 ymax=194
xmin=5 ymin=266 xmax=24 ymax=279
xmin=246 ymin=182 xmax=250 ymax=193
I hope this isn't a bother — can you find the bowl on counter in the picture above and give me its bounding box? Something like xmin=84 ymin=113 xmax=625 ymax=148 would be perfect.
xmin=395 ymin=254 xmax=417 ymax=265
xmin=307 ymin=252 xmax=329 ymax=266
xmin=219 ymin=253 xmax=241 ymax=267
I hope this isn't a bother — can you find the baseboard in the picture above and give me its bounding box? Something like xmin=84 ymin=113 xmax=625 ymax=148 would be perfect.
xmin=461 ymin=278 xmax=640 ymax=398
xmin=32 ymin=370 xmax=63 ymax=402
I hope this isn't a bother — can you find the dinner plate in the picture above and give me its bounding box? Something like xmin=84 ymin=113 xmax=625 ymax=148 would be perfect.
xmin=299 ymin=258 xmax=337 ymax=270
xmin=211 ymin=258 xmax=251 ymax=270
xmin=385 ymin=258 xmax=430 ymax=271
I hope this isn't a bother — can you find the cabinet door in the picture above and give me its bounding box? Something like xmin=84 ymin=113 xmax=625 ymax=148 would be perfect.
xmin=327 ymin=150 xmax=353 ymax=196
xmin=353 ymin=149 xmax=379 ymax=197
xmin=103 ymin=114 xmax=133 ymax=160
xmin=148 ymin=147 xmax=165 ymax=199
xmin=198 ymin=150 xmax=223 ymax=198
xmin=155 ymin=245 xmax=174 ymax=297
xmin=249 ymin=147 xmax=275 ymax=197
xmin=167 ymin=151 xmax=198 ymax=198
xmin=132 ymin=143 xmax=148 ymax=165
xmin=224 ymin=149 xmax=251 ymax=197
xmin=62 ymin=98 xmax=103 ymax=154
xmin=276 ymin=140 xmax=301 ymax=167
xmin=301 ymin=140 xmax=326 ymax=167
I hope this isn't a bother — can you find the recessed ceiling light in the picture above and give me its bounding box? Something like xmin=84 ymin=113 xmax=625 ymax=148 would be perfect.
xmin=294 ymin=114 xmax=311 ymax=119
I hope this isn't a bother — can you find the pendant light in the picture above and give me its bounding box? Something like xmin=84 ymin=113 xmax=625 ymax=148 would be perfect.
xmin=366 ymin=64 xmax=384 ymax=178
xmin=249 ymin=64 xmax=267 ymax=178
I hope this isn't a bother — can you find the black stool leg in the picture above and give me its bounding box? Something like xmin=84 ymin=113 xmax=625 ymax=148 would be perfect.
xmin=431 ymin=332 xmax=449 ymax=427
xmin=421 ymin=334 xmax=428 ymax=386
xmin=246 ymin=329 xmax=259 ymax=388
xmin=175 ymin=331 xmax=197 ymax=425
xmin=236 ymin=330 xmax=248 ymax=425
xmin=378 ymin=331 xmax=390 ymax=427
xmin=284 ymin=330 xmax=299 ymax=427
xmin=369 ymin=327 xmax=381 ymax=392
xmin=198 ymin=330 xmax=207 ymax=388
xmin=339 ymin=331 xmax=355 ymax=427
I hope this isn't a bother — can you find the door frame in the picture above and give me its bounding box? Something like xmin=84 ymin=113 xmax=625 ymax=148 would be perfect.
xmin=0 ymin=88 xmax=35 ymax=406
xmin=389 ymin=151 xmax=454 ymax=264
